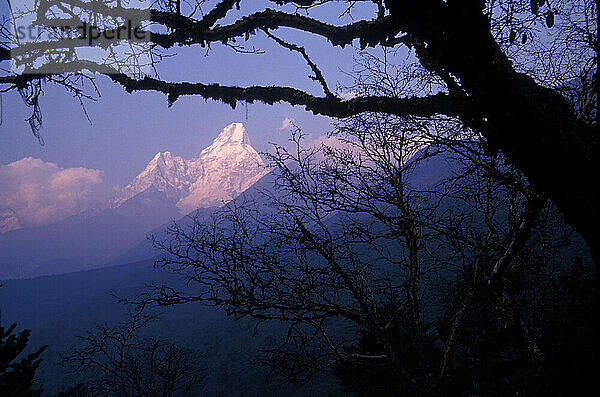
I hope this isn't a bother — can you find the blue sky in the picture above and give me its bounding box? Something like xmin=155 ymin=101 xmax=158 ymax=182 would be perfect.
xmin=0 ymin=0 xmax=378 ymax=187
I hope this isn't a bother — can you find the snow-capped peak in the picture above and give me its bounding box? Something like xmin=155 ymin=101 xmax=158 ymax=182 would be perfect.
xmin=210 ymin=122 xmax=251 ymax=147
xmin=112 ymin=123 xmax=269 ymax=213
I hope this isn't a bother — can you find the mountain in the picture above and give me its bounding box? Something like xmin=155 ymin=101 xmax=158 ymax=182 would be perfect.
xmin=0 ymin=123 xmax=268 ymax=279
xmin=0 ymin=141 xmax=589 ymax=395
xmin=112 ymin=172 xmax=277 ymax=265
xmin=113 ymin=123 xmax=269 ymax=213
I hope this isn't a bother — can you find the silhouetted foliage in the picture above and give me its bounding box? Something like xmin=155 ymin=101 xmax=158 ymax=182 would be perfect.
xmin=0 ymin=313 xmax=45 ymax=396
xmin=333 ymin=308 xmax=440 ymax=396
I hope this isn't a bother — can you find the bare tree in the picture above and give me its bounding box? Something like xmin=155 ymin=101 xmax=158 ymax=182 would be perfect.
xmin=61 ymin=304 xmax=204 ymax=397
xmin=0 ymin=0 xmax=597 ymax=255
xmin=133 ymin=99 xmax=590 ymax=394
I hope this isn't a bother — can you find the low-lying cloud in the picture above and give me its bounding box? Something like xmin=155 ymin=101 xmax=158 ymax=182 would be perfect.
xmin=0 ymin=158 xmax=109 ymax=227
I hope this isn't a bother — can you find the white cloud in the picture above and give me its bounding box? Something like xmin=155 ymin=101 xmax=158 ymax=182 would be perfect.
xmin=278 ymin=117 xmax=295 ymax=130
xmin=0 ymin=158 xmax=109 ymax=227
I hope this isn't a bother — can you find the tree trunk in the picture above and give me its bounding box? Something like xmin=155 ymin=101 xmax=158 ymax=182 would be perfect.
xmin=387 ymin=0 xmax=598 ymax=256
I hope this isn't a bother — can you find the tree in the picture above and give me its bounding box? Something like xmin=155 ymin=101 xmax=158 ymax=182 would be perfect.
xmin=0 ymin=0 xmax=597 ymax=256
xmin=139 ymin=105 xmax=592 ymax=394
xmin=0 ymin=312 xmax=46 ymax=396
xmin=61 ymin=304 xmax=205 ymax=397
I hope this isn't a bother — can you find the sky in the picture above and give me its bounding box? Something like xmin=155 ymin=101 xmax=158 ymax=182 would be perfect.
xmin=0 ymin=1 xmax=385 ymax=225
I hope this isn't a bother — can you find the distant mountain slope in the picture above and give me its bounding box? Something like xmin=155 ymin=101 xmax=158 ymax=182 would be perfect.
xmin=111 ymin=171 xmax=277 ymax=265
xmin=111 ymin=148 xmax=457 ymax=266
xmin=0 ymin=187 xmax=181 ymax=279
xmin=0 ymin=259 xmax=337 ymax=396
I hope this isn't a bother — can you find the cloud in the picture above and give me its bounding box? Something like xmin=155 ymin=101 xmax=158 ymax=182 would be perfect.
xmin=278 ymin=117 xmax=295 ymax=130
xmin=0 ymin=158 xmax=109 ymax=227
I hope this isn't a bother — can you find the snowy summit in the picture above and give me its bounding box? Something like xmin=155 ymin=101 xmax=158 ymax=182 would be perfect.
xmin=113 ymin=123 xmax=269 ymax=213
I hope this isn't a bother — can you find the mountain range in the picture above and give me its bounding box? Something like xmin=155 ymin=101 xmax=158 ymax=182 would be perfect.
xmin=0 ymin=135 xmax=589 ymax=396
xmin=0 ymin=123 xmax=269 ymax=279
